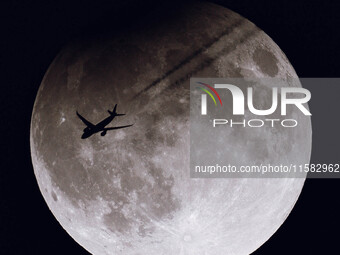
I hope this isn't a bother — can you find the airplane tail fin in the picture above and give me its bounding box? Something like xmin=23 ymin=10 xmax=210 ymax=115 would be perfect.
xmin=108 ymin=104 xmax=125 ymax=116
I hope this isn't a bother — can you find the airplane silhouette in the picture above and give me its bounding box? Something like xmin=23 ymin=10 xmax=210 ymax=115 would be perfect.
xmin=76 ymin=104 xmax=133 ymax=139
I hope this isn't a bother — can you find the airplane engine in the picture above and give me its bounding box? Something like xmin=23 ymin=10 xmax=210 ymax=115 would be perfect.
xmin=101 ymin=130 xmax=107 ymax=136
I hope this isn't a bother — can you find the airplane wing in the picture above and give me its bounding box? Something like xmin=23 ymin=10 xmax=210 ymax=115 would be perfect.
xmin=76 ymin=111 xmax=95 ymax=128
xmin=104 ymin=124 xmax=133 ymax=131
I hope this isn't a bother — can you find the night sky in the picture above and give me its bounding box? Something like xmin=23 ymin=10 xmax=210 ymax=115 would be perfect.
xmin=1 ymin=0 xmax=340 ymax=254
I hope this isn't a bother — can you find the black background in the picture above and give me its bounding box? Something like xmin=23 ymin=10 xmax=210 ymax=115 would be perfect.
xmin=1 ymin=0 xmax=340 ymax=254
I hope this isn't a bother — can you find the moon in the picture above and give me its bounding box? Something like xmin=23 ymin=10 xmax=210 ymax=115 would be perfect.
xmin=30 ymin=2 xmax=311 ymax=255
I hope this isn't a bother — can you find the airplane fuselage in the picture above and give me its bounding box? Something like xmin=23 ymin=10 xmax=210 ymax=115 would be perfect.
xmin=96 ymin=114 xmax=116 ymax=130
xmin=77 ymin=104 xmax=132 ymax=139
xmin=81 ymin=114 xmax=116 ymax=139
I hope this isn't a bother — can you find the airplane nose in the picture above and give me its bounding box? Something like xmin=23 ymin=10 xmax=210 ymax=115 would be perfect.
xmin=81 ymin=133 xmax=88 ymax=139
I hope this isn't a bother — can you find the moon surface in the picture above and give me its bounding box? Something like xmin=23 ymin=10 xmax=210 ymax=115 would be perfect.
xmin=30 ymin=2 xmax=311 ymax=255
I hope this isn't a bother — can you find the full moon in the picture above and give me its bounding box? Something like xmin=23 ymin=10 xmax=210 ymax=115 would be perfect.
xmin=30 ymin=2 xmax=311 ymax=255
